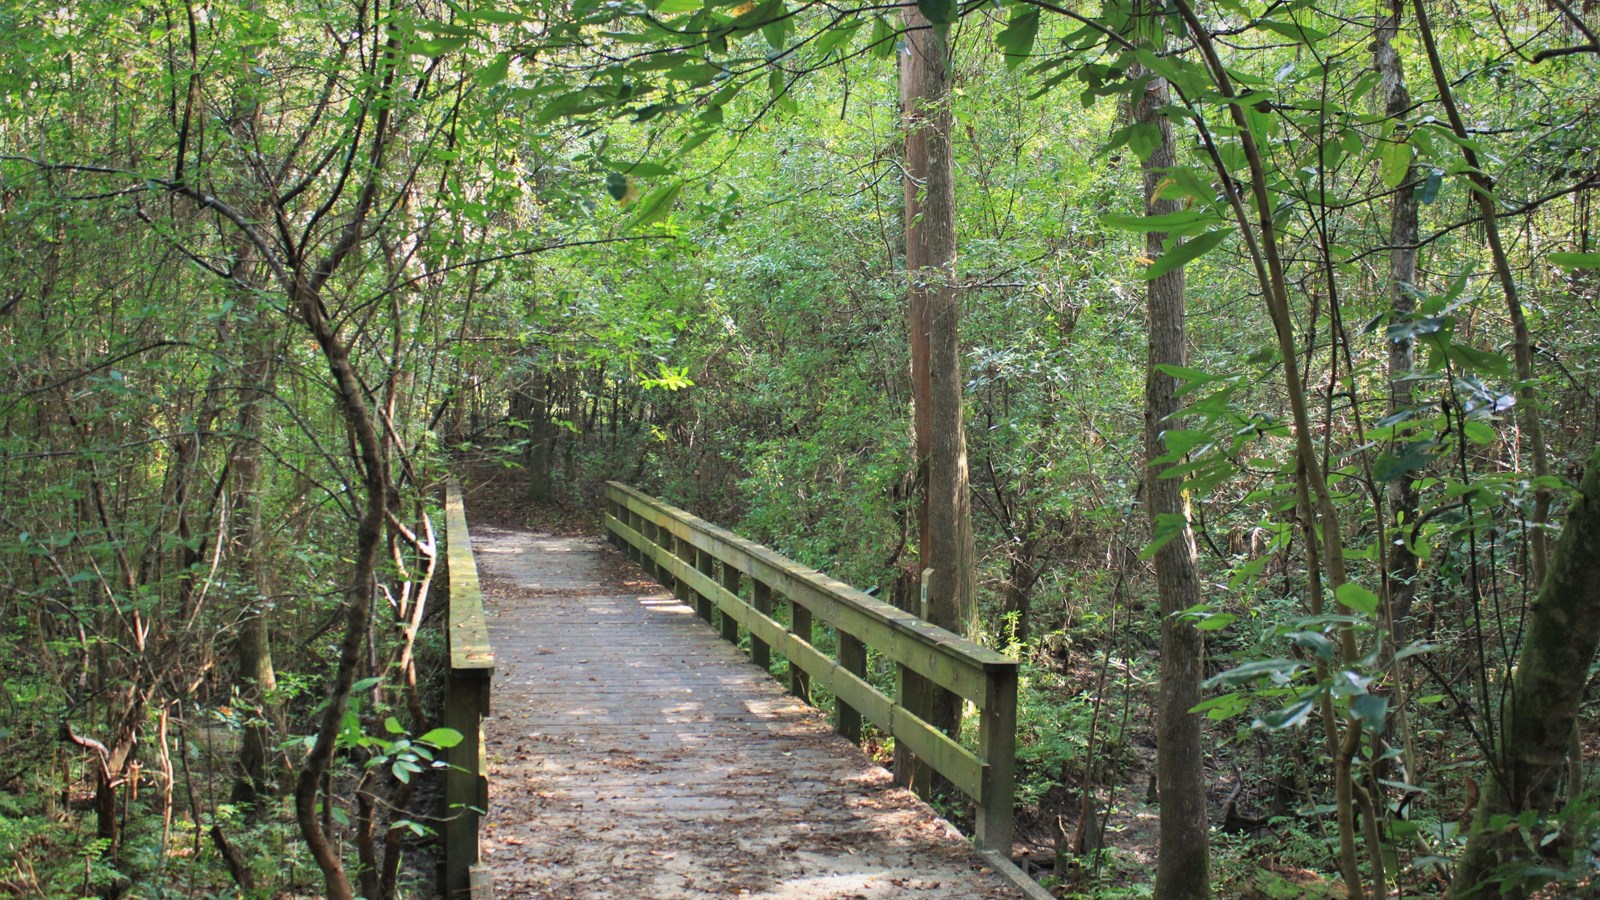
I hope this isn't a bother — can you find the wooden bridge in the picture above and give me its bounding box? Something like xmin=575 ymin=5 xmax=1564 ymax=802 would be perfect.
xmin=439 ymin=480 xmax=1047 ymax=899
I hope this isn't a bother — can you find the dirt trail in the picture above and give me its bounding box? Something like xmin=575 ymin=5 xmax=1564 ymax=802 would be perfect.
xmin=473 ymin=526 xmax=1021 ymax=899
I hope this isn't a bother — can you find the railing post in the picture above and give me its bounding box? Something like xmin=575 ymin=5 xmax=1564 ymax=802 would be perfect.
xmin=718 ymin=562 xmax=741 ymax=645
xmin=836 ymin=631 xmax=865 ymax=743
xmin=750 ymin=580 xmax=773 ymax=671
xmin=444 ymin=668 xmax=490 ymax=898
xmin=975 ymin=664 xmax=1019 ymax=855
xmin=693 ymin=545 xmax=716 ymax=623
xmin=789 ymin=597 xmax=812 ymax=703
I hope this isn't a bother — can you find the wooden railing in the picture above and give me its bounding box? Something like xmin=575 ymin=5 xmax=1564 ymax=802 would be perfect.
xmin=442 ymin=479 xmax=494 ymax=899
xmin=602 ymin=481 xmax=1019 ymax=854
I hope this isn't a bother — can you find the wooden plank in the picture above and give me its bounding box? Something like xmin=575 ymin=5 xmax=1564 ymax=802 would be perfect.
xmin=606 ymin=485 xmax=1009 ymax=705
xmin=646 ymin=546 xmax=983 ymax=801
xmin=445 ymin=480 xmax=495 ymax=673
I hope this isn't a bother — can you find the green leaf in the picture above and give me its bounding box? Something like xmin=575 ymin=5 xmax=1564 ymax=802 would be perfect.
xmin=1197 ymin=612 xmax=1236 ymax=631
xmin=631 ymin=181 xmax=684 ymax=227
xmin=655 ymin=0 xmax=701 ymax=11
xmin=917 ymin=0 xmax=958 ymax=26
xmin=1420 ymin=170 xmax=1443 ymax=204
xmin=1203 ymin=658 xmax=1304 ymax=688
xmin=1550 ymin=251 xmax=1600 ymax=270
xmin=1351 ymin=692 xmax=1389 ymax=734
xmin=1379 ymin=138 xmax=1411 ymax=189
xmin=605 ymin=171 xmax=631 ymax=202
xmin=810 ymin=20 xmax=861 ymax=56
xmin=1101 ymin=208 xmax=1211 ymax=232
xmin=1142 ymin=228 xmax=1229 ymax=280
xmin=869 ymin=16 xmax=897 ymax=59
xmin=762 ymin=10 xmax=788 ymax=50
xmin=996 ymin=9 xmax=1039 ymax=68
xmin=1256 ymin=18 xmax=1329 ymax=45
xmin=476 ymin=52 xmax=511 ymax=88
xmin=1257 ymin=693 xmax=1319 ymax=730
xmin=1461 ymin=419 xmax=1496 ymax=445
xmin=384 ymin=716 xmax=404 ymax=734
xmin=418 ymin=727 xmax=464 ymax=748
xmin=1334 ymin=582 xmax=1379 ymax=616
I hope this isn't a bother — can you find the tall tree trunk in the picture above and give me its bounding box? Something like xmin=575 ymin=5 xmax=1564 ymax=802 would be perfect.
xmin=232 ymin=316 xmax=282 ymax=807
xmin=1375 ymin=0 xmax=1421 ymax=649
xmin=1454 ymin=443 xmax=1600 ymax=898
xmin=900 ymin=3 xmax=977 ymax=795
xmin=1137 ymin=68 xmax=1212 ymax=900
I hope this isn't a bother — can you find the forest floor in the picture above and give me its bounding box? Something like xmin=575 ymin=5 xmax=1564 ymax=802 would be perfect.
xmin=470 ymin=523 xmax=1023 ymax=898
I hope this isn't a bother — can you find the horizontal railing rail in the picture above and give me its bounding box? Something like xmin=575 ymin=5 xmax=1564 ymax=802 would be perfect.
xmin=602 ymin=481 xmax=1018 ymax=853
xmin=442 ymin=479 xmax=494 ymax=899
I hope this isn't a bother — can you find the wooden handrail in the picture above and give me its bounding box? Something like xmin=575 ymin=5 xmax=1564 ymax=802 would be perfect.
xmin=602 ymin=481 xmax=1019 ymax=853
xmin=442 ymin=479 xmax=493 ymax=899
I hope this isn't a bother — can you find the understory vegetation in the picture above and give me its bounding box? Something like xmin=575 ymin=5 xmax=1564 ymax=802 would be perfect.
xmin=3 ymin=0 xmax=1599 ymax=896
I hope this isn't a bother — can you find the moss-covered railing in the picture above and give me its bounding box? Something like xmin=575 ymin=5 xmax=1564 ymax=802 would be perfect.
xmin=602 ymin=481 xmax=1019 ymax=855
xmin=442 ymin=479 xmax=493 ymax=899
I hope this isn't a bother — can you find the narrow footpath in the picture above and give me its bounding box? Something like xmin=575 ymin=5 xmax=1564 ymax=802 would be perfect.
xmin=471 ymin=525 xmax=1022 ymax=899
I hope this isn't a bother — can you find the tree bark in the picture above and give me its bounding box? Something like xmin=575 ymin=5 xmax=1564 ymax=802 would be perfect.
xmin=1137 ymin=67 xmax=1212 ymax=900
xmin=900 ymin=4 xmax=977 ymax=792
xmin=1455 ymin=443 xmax=1600 ymax=897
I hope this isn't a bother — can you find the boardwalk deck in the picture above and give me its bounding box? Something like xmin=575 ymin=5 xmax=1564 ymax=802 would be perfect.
xmin=473 ymin=526 xmax=1023 ymax=899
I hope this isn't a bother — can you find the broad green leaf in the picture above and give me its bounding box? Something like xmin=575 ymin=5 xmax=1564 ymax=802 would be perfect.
xmin=1203 ymin=658 xmax=1304 ymax=688
xmin=1334 ymin=582 xmax=1379 ymax=615
xmin=1257 ymin=694 xmax=1319 ymax=730
xmin=631 ymin=181 xmax=684 ymax=227
xmin=1461 ymin=420 xmax=1496 ymax=445
xmin=810 ymin=21 xmax=861 ymax=56
xmin=1379 ymin=138 xmax=1411 ymax=189
xmin=1143 ymin=228 xmax=1229 ymax=280
xmin=418 ymin=727 xmax=464 ymax=748
xmin=655 ymin=0 xmax=701 ymax=11
xmin=762 ymin=11 xmax=788 ymax=50
xmin=1351 ymin=692 xmax=1389 ymax=734
xmin=1420 ymin=170 xmax=1443 ymax=204
xmin=476 ymin=52 xmax=511 ymax=88
xmin=1256 ymin=18 xmax=1329 ymax=44
xmin=1101 ymin=208 xmax=1212 ymax=232
xmin=996 ymin=9 xmax=1039 ymax=68
xmin=869 ymin=16 xmax=896 ymax=59
xmin=1550 ymin=251 xmax=1600 ymax=270
xmin=605 ymin=171 xmax=631 ymax=202
xmin=917 ymin=0 xmax=958 ymax=26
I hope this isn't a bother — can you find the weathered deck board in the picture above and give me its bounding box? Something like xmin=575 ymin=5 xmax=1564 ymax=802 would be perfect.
xmin=474 ymin=526 xmax=1021 ymax=899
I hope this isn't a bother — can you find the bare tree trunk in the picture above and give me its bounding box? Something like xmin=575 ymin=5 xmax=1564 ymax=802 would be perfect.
xmin=1455 ymin=443 xmax=1600 ymax=898
xmin=900 ymin=5 xmax=977 ymax=796
xmin=1137 ymin=66 xmax=1212 ymax=900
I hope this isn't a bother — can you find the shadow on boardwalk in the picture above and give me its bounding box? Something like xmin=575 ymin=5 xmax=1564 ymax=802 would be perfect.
xmin=472 ymin=526 xmax=1022 ymax=899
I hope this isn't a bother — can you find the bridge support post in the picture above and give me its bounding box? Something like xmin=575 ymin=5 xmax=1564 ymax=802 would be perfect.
xmin=750 ymin=580 xmax=773 ymax=672
xmin=836 ymin=632 xmax=865 ymax=743
xmin=693 ymin=546 xmax=715 ymax=623
xmin=975 ymin=664 xmax=1018 ymax=855
xmin=719 ymin=562 xmax=741 ymax=645
xmin=789 ymin=600 xmax=812 ymax=703
xmin=444 ymin=669 xmax=490 ymax=898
